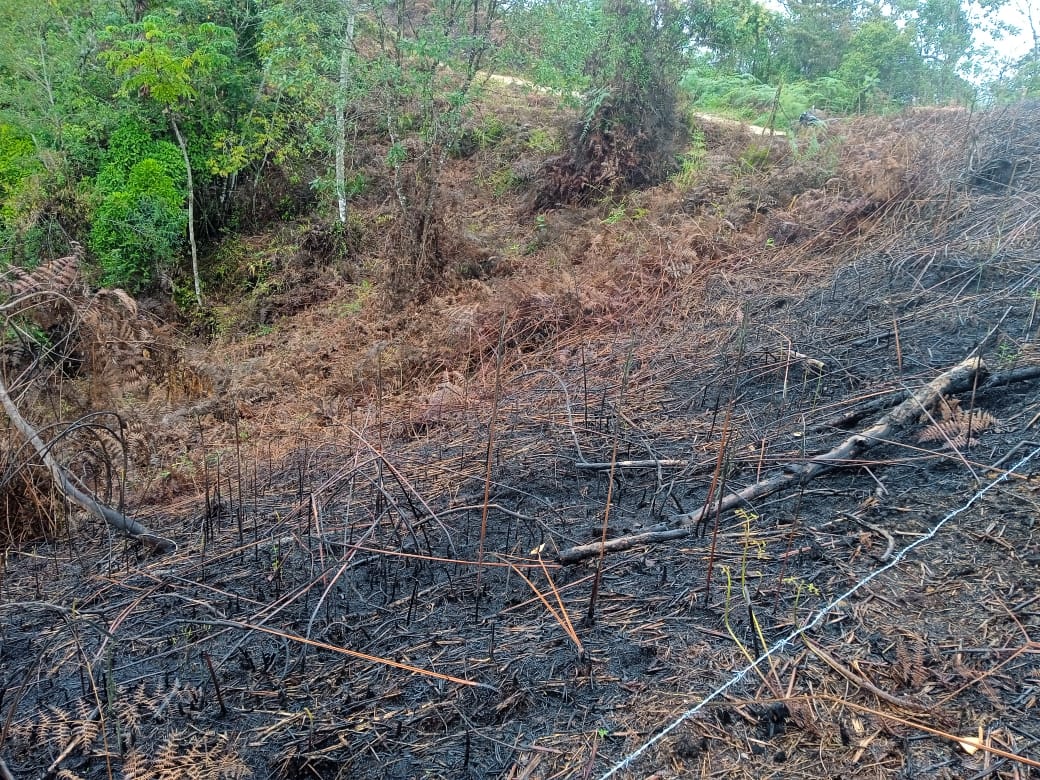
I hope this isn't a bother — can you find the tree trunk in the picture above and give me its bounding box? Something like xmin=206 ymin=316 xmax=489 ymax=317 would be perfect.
xmin=335 ymin=5 xmax=356 ymax=224
xmin=168 ymin=112 xmax=202 ymax=307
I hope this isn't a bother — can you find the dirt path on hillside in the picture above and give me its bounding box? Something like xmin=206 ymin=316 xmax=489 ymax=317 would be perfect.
xmin=481 ymin=72 xmax=786 ymax=135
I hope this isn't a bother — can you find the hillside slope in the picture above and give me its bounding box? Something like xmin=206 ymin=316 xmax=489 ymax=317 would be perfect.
xmin=2 ymin=93 xmax=1040 ymax=779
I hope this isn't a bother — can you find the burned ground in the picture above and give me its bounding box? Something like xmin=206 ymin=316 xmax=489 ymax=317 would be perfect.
xmin=1 ymin=98 xmax=1040 ymax=779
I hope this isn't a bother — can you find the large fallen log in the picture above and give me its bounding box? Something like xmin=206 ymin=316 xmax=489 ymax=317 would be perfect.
xmin=0 ymin=373 xmax=176 ymax=554
xmin=558 ymin=355 xmax=988 ymax=565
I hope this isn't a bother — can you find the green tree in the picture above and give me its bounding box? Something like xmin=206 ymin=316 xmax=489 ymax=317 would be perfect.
xmin=361 ymin=0 xmax=503 ymax=290
xmin=775 ymin=0 xmax=859 ymax=80
xmin=335 ymin=4 xmax=358 ymax=224
xmin=0 ymin=0 xmax=122 ymax=156
xmin=904 ymin=0 xmax=975 ymax=100
xmin=0 ymin=124 xmax=46 ymax=263
xmin=500 ymin=0 xmax=602 ymax=93
xmin=102 ymin=13 xmax=236 ymax=304
xmin=690 ymin=0 xmax=781 ymax=80
xmin=836 ymin=15 xmax=924 ymax=109
xmin=0 ymin=0 xmax=124 ymax=263
xmin=992 ymin=48 xmax=1040 ymax=97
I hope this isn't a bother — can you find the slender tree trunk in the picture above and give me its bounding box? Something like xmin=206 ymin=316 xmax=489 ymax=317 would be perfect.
xmin=335 ymin=5 xmax=357 ymax=224
xmin=1026 ymin=0 xmax=1040 ymax=66
xmin=168 ymin=112 xmax=202 ymax=307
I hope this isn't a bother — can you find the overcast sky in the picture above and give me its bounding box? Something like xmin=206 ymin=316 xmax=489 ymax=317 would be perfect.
xmin=988 ymin=0 xmax=1036 ymax=58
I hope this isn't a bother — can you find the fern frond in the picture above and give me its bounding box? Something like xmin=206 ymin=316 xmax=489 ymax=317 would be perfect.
xmin=918 ymin=396 xmax=998 ymax=448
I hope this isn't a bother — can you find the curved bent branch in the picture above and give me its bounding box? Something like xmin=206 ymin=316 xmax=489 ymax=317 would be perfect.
xmin=0 ymin=373 xmax=176 ymax=554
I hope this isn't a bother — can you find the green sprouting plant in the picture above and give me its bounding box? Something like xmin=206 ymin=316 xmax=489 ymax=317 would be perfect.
xmin=5 ymin=320 xmax=50 ymax=350
xmin=386 ymin=142 xmax=408 ymax=168
xmin=670 ymin=129 xmax=706 ymax=191
xmin=523 ymin=214 xmax=551 ymax=255
xmin=996 ymin=340 xmax=1019 ymax=367
xmin=738 ymin=144 xmax=770 ymax=172
xmin=488 ymin=167 xmax=519 ymax=196
xmin=782 ymin=575 xmax=822 ymax=628
xmin=786 ymin=132 xmax=841 ymax=186
xmin=269 ymin=543 xmax=283 ymax=579
xmin=473 ymin=117 xmax=506 ymax=148
xmin=736 ymin=507 xmax=765 ymax=586
xmin=340 ymin=279 xmax=373 ymax=316
xmin=309 ymin=171 xmax=366 ymax=201
xmin=602 ymin=204 xmax=627 ymax=225
xmin=526 ymin=127 xmax=561 ymax=154
xmin=722 ymin=564 xmax=782 ymax=697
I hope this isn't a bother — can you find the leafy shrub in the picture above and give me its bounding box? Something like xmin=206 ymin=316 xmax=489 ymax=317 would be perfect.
xmin=0 ymin=123 xmax=75 ymax=266
xmin=0 ymin=124 xmax=38 ymax=203
xmin=680 ymin=63 xmax=865 ymax=128
xmin=89 ymin=121 xmax=187 ymax=290
xmin=0 ymin=124 xmax=44 ymax=235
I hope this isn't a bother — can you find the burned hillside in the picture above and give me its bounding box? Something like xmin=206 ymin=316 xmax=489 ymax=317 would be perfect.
xmin=2 ymin=99 xmax=1040 ymax=779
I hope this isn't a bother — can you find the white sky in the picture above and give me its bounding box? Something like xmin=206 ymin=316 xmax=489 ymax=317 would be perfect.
xmin=984 ymin=1 xmax=1035 ymax=59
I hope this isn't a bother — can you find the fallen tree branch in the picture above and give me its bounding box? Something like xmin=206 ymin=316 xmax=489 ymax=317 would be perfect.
xmin=558 ymin=355 xmax=988 ymax=564
xmin=0 ymin=373 xmax=176 ymax=554
xmin=818 ymin=363 xmax=1040 ymax=432
xmin=802 ymin=637 xmax=929 ymax=712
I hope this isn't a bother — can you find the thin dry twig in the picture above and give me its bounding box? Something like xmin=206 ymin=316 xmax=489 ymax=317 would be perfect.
xmin=803 ymin=636 xmax=931 ymax=712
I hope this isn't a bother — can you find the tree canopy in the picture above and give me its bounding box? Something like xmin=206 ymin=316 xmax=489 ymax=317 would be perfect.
xmin=0 ymin=0 xmax=1032 ymax=294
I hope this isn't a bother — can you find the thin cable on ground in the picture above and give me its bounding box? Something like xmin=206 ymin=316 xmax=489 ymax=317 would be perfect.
xmin=599 ymin=444 xmax=1040 ymax=779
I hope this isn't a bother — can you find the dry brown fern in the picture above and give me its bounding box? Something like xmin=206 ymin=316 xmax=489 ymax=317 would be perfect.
xmin=893 ymin=634 xmax=911 ymax=687
xmin=0 ymin=243 xmax=84 ymax=300
xmin=893 ymin=633 xmax=929 ymax=690
xmin=123 ymin=731 xmax=252 ymax=780
xmin=917 ymin=396 xmax=999 ymax=449
xmin=113 ymin=684 xmax=153 ymax=743
xmin=908 ymin=637 xmax=928 ymax=690
xmin=41 ymin=704 xmax=74 ymax=748
xmin=80 ymin=288 xmax=172 ymax=403
xmin=155 ymin=731 xmax=182 ymax=777
xmin=71 ymin=698 xmax=101 ymax=754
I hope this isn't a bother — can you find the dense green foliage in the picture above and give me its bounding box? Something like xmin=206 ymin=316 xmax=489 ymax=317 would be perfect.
xmin=90 ymin=121 xmax=187 ymax=289
xmin=0 ymin=0 xmax=1035 ymax=295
